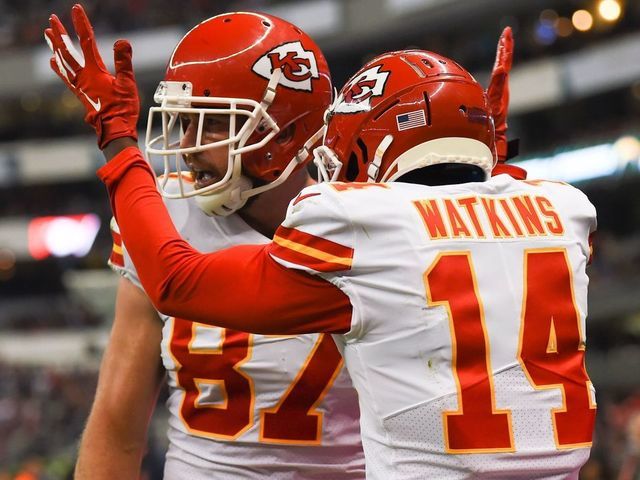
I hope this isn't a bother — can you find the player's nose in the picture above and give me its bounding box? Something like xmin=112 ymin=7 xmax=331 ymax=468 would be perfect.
xmin=180 ymin=120 xmax=199 ymax=148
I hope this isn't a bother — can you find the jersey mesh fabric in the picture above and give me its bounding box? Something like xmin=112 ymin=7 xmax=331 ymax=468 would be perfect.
xmin=382 ymin=365 xmax=589 ymax=479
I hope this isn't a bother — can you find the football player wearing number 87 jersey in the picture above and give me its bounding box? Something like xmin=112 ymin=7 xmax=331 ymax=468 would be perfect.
xmin=45 ymin=5 xmax=365 ymax=479
xmin=47 ymin=5 xmax=597 ymax=478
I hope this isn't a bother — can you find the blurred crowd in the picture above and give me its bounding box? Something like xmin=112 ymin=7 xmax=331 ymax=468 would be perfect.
xmin=0 ymin=0 xmax=638 ymax=71
xmin=590 ymin=232 xmax=640 ymax=286
xmin=0 ymin=363 xmax=94 ymax=479
xmin=0 ymin=0 xmax=256 ymax=50
xmin=0 ymin=299 xmax=102 ymax=330
xmin=0 ymin=362 xmax=167 ymax=480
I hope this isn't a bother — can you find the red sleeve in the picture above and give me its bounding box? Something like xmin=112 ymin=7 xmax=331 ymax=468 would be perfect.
xmin=97 ymin=147 xmax=351 ymax=334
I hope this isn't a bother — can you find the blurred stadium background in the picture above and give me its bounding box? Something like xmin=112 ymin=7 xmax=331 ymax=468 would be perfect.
xmin=1 ymin=0 xmax=639 ymax=478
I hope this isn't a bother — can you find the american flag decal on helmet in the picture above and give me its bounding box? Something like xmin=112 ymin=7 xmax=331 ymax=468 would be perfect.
xmin=396 ymin=110 xmax=427 ymax=131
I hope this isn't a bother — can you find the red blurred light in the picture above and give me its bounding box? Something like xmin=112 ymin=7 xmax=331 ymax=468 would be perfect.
xmin=28 ymin=214 xmax=101 ymax=260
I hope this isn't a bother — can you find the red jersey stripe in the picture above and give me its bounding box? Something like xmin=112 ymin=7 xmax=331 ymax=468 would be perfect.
xmin=110 ymin=222 xmax=125 ymax=267
xmin=275 ymin=226 xmax=354 ymax=260
xmin=293 ymin=192 xmax=322 ymax=206
xmin=270 ymin=240 xmax=352 ymax=272
xmin=271 ymin=226 xmax=353 ymax=272
xmin=110 ymin=249 xmax=125 ymax=268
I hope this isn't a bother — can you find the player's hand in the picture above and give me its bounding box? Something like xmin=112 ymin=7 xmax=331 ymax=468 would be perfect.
xmin=44 ymin=4 xmax=139 ymax=151
xmin=486 ymin=26 xmax=513 ymax=163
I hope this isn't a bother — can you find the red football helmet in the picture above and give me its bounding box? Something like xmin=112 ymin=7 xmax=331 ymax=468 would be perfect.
xmin=145 ymin=12 xmax=331 ymax=215
xmin=315 ymin=50 xmax=496 ymax=184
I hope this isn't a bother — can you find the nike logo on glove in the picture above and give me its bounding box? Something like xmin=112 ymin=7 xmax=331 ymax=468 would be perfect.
xmin=79 ymin=89 xmax=101 ymax=112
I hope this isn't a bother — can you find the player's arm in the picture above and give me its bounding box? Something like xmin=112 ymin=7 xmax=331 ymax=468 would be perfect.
xmin=97 ymin=148 xmax=352 ymax=334
xmin=75 ymin=277 xmax=164 ymax=480
xmin=486 ymin=26 xmax=527 ymax=180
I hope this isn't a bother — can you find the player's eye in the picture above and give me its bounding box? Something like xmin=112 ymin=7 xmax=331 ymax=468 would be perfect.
xmin=205 ymin=116 xmax=225 ymax=128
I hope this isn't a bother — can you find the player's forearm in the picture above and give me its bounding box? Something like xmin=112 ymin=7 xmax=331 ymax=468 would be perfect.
xmin=75 ymin=361 xmax=161 ymax=480
xmin=75 ymin=278 xmax=164 ymax=479
xmin=75 ymin=409 xmax=147 ymax=480
xmin=97 ymin=149 xmax=352 ymax=334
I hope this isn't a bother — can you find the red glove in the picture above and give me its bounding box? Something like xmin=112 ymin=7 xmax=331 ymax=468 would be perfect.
xmin=487 ymin=27 xmax=526 ymax=180
xmin=44 ymin=4 xmax=139 ymax=150
xmin=487 ymin=26 xmax=513 ymax=163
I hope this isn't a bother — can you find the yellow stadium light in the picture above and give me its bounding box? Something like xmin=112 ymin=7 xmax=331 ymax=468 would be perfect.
xmin=572 ymin=9 xmax=594 ymax=31
xmin=598 ymin=0 xmax=622 ymax=22
xmin=614 ymin=136 xmax=640 ymax=164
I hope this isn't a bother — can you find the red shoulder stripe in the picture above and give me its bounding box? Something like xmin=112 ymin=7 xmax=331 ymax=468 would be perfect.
xmin=292 ymin=192 xmax=322 ymax=206
xmin=270 ymin=226 xmax=353 ymax=272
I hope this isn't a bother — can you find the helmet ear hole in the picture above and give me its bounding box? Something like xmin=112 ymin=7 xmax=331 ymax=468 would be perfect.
xmin=346 ymin=152 xmax=360 ymax=181
xmin=275 ymin=123 xmax=295 ymax=145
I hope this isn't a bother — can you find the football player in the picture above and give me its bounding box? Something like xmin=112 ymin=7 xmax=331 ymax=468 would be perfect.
xmin=47 ymin=4 xmax=597 ymax=478
xmin=45 ymin=6 xmax=365 ymax=479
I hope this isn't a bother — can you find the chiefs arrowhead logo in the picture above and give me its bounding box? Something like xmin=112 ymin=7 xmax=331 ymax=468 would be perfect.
xmin=332 ymin=65 xmax=390 ymax=114
xmin=252 ymin=41 xmax=319 ymax=91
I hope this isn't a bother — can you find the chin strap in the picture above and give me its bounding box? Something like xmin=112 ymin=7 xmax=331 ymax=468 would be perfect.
xmin=261 ymin=68 xmax=280 ymax=110
xmin=242 ymin=125 xmax=325 ymax=199
xmin=368 ymin=135 xmax=394 ymax=182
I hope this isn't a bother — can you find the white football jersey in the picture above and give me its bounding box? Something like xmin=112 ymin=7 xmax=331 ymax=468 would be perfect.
xmin=270 ymin=174 xmax=597 ymax=480
xmin=109 ymin=178 xmax=364 ymax=479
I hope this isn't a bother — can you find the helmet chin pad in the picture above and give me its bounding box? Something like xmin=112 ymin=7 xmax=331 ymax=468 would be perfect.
xmin=195 ymin=175 xmax=253 ymax=216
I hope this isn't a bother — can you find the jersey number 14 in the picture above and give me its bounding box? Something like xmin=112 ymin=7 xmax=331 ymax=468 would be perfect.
xmin=425 ymin=248 xmax=596 ymax=453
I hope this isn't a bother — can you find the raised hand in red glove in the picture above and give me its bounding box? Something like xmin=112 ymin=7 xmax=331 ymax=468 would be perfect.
xmin=487 ymin=26 xmax=513 ymax=163
xmin=487 ymin=26 xmax=527 ymax=179
xmin=44 ymin=4 xmax=139 ymax=150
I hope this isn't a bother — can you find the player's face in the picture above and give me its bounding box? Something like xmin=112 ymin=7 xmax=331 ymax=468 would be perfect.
xmin=179 ymin=112 xmax=244 ymax=191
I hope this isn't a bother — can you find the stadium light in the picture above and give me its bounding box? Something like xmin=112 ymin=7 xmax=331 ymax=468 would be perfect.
xmin=534 ymin=19 xmax=557 ymax=45
xmin=28 ymin=214 xmax=101 ymax=260
xmin=514 ymin=135 xmax=640 ymax=183
xmin=572 ymin=9 xmax=594 ymax=32
xmin=556 ymin=17 xmax=574 ymax=37
xmin=598 ymin=0 xmax=622 ymax=22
